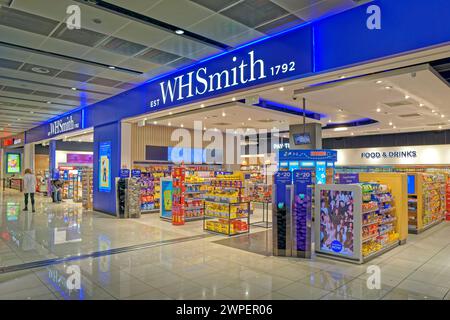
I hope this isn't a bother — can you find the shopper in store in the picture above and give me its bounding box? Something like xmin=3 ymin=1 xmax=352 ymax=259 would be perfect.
xmin=23 ymin=168 xmax=37 ymax=213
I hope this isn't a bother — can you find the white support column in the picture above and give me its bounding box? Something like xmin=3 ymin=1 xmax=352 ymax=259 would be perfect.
xmin=23 ymin=143 xmax=35 ymax=173
xmin=121 ymin=122 xmax=132 ymax=169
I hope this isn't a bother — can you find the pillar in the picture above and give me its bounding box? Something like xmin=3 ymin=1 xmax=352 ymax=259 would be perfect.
xmin=23 ymin=143 xmax=35 ymax=172
xmin=120 ymin=122 xmax=132 ymax=170
xmin=289 ymin=123 xmax=322 ymax=150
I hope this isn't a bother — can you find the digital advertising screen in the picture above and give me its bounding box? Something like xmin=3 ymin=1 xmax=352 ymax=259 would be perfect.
xmin=319 ymin=189 xmax=355 ymax=257
xmin=292 ymin=133 xmax=311 ymax=145
xmin=99 ymin=141 xmax=111 ymax=192
xmin=6 ymin=153 xmax=21 ymax=174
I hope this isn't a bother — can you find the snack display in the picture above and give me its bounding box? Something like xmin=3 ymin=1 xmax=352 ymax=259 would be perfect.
xmin=361 ymin=183 xmax=399 ymax=258
xmin=136 ymin=165 xmax=171 ymax=212
xmin=204 ymin=202 xmax=250 ymax=236
xmin=81 ymin=169 xmax=93 ymax=210
xmin=247 ymin=183 xmax=272 ymax=203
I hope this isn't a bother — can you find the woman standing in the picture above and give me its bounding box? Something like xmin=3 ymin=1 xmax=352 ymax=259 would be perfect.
xmin=23 ymin=168 xmax=37 ymax=212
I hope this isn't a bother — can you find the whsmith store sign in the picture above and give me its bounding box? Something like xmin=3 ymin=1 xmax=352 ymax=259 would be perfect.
xmin=336 ymin=145 xmax=450 ymax=166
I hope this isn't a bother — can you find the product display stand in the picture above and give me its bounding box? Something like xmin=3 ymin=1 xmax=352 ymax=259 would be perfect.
xmin=204 ymin=201 xmax=250 ymax=236
xmin=172 ymin=166 xmax=185 ymax=225
xmin=315 ymin=183 xmax=400 ymax=264
xmin=248 ymin=182 xmax=272 ymax=228
xmin=115 ymin=177 xmax=141 ymax=219
xmin=81 ymin=169 xmax=93 ymax=210
xmin=407 ymin=173 xmax=445 ymax=234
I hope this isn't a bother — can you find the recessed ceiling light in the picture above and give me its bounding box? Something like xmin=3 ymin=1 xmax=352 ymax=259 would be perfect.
xmin=71 ymin=87 xmax=77 ymax=91
xmin=389 ymin=122 xmax=393 ymax=126
xmin=432 ymin=110 xmax=436 ymax=113
xmin=153 ymin=121 xmax=157 ymax=124
xmin=214 ymin=128 xmax=218 ymax=132
xmin=441 ymin=114 xmax=445 ymax=118
xmin=439 ymin=126 xmax=443 ymax=129
xmin=30 ymin=111 xmax=34 ymax=114
xmin=351 ymin=132 xmax=354 ymax=135
xmin=17 ymin=118 xmax=20 ymax=121
xmin=47 ymin=101 xmax=51 ymax=104
xmin=419 ymin=103 xmax=424 ymax=107
xmin=338 ymin=108 xmax=343 ymax=112
xmin=168 ymin=122 xmax=171 ymax=126
xmin=78 ymin=139 xmax=82 ymax=142
xmin=385 ymin=86 xmax=392 ymax=90
xmin=405 ymin=95 xmax=410 ymax=99
xmin=108 ymin=66 xmax=116 ymax=70
xmin=175 ymin=29 xmax=184 ymax=35
xmin=169 ymin=112 xmax=173 ymax=115
xmin=279 ymin=87 xmax=284 ymax=91
xmin=376 ymin=108 xmax=381 ymax=112
xmin=232 ymin=97 xmax=236 ymax=101
xmin=204 ymin=127 xmax=207 ymax=130
xmin=376 ymin=80 xmax=383 ymax=84
xmin=200 ymin=104 xmax=205 ymax=108
xmin=328 ymin=119 xmax=332 ymax=123
xmin=393 ymin=126 xmax=397 ymax=129
xmin=180 ymin=124 xmax=184 ymax=127
xmin=248 ymin=117 xmax=251 ymax=121
xmin=222 ymin=112 xmax=226 ymax=117
xmin=339 ymin=75 xmax=346 ymax=79
xmin=334 ymin=127 xmax=348 ymax=132
xmin=31 ymin=67 xmax=50 ymax=74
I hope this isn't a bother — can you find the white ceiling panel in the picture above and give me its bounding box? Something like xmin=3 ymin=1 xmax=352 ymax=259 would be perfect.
xmin=117 ymin=58 xmax=161 ymax=74
xmin=0 ymin=25 xmax=47 ymax=47
xmin=271 ymin=0 xmax=322 ymax=12
xmin=39 ymin=37 xmax=91 ymax=59
xmin=79 ymin=47 xmax=128 ymax=67
xmin=154 ymin=35 xmax=213 ymax=58
xmin=188 ymin=13 xmax=252 ymax=45
xmin=222 ymin=29 xmax=266 ymax=47
xmin=145 ymin=0 xmax=214 ymax=28
xmin=12 ymin=0 xmax=71 ymax=22
xmin=0 ymin=46 xmax=33 ymax=62
xmin=25 ymin=53 xmax=72 ymax=70
xmin=183 ymin=46 xmax=222 ymax=61
xmin=294 ymin=0 xmax=358 ymax=21
xmin=112 ymin=22 xmax=172 ymax=47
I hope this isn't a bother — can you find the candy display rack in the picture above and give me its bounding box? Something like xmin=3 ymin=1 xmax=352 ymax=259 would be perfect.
xmin=203 ymin=201 xmax=250 ymax=236
xmin=315 ymin=183 xmax=401 ymax=264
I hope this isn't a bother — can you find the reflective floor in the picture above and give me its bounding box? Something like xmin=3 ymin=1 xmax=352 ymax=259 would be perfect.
xmin=1 ymin=189 xmax=450 ymax=300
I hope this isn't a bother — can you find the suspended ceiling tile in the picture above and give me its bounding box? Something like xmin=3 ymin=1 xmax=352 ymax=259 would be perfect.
xmin=0 ymin=57 xmax=22 ymax=70
xmin=91 ymin=69 xmax=141 ymax=83
xmin=0 ymin=25 xmax=48 ymax=47
xmin=61 ymin=61 xmax=107 ymax=77
xmin=87 ymin=77 xmax=122 ymax=87
xmin=112 ymin=22 xmax=173 ymax=48
xmin=32 ymin=91 xmax=61 ymax=98
xmin=117 ymin=58 xmax=161 ymax=73
xmin=81 ymin=48 xmax=129 ymax=67
xmin=255 ymin=14 xmax=305 ymax=35
xmin=12 ymin=0 xmax=73 ymax=22
xmin=19 ymin=62 xmax=61 ymax=77
xmin=183 ymin=46 xmax=222 ymax=61
xmin=39 ymin=37 xmax=92 ymax=60
xmin=25 ymin=53 xmax=73 ymax=70
xmin=51 ymin=24 xmax=108 ymax=47
xmin=166 ymin=57 xmax=197 ymax=69
xmin=294 ymin=0 xmax=357 ymax=21
xmin=188 ymin=13 xmax=252 ymax=45
xmin=145 ymin=0 xmax=213 ymax=28
xmin=115 ymin=82 xmax=139 ymax=90
xmin=223 ymin=29 xmax=265 ymax=47
xmin=154 ymin=35 xmax=215 ymax=58
xmin=0 ymin=44 xmax=33 ymax=62
xmin=0 ymin=5 xmax=59 ymax=36
xmin=143 ymin=65 xmax=175 ymax=79
xmin=55 ymin=70 xmax=93 ymax=82
xmin=3 ymin=86 xmax=34 ymax=95
xmin=189 ymin=0 xmax=241 ymax=12
xmin=270 ymin=0 xmax=322 ymax=12
xmin=99 ymin=36 xmax=147 ymax=56
xmin=137 ymin=47 xmax=180 ymax=64
xmin=221 ymin=0 xmax=289 ymax=28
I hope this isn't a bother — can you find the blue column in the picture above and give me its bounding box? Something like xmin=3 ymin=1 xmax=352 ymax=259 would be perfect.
xmin=93 ymin=121 xmax=121 ymax=215
xmin=48 ymin=140 xmax=57 ymax=197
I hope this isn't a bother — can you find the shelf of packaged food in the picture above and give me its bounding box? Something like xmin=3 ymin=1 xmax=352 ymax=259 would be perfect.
xmin=204 ymin=199 xmax=242 ymax=205
xmin=362 ymin=233 xmax=379 ymax=242
xmin=141 ymin=209 xmax=159 ymax=213
xmin=379 ymin=207 xmax=395 ymax=214
xmin=185 ymin=216 xmax=204 ymax=221
xmin=184 ymin=191 xmax=206 ymax=194
xmin=204 ymin=228 xmax=249 ymax=236
xmin=184 ymin=206 xmax=204 ymax=211
xmin=379 ymin=228 xmax=394 ymax=236
xmin=362 ymin=208 xmax=379 ymax=214
xmin=204 ymin=214 xmax=248 ymax=220
xmin=380 ymin=217 xmax=397 ymax=224
xmin=362 ymin=220 xmax=382 ymax=227
xmin=363 ymin=241 xmax=399 ymax=261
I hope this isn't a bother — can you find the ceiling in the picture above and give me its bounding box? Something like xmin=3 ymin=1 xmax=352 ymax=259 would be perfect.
xmin=0 ymin=0 xmax=368 ymax=138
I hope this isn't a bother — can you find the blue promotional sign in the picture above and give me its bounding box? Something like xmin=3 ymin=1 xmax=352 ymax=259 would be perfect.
xmin=63 ymin=170 xmax=69 ymax=181
xmin=131 ymin=169 xmax=141 ymax=178
xmin=293 ymin=170 xmax=313 ymax=196
xmin=160 ymin=179 xmax=173 ymax=219
xmin=274 ymin=171 xmax=292 ymax=184
xmin=26 ymin=110 xmax=84 ymax=143
xmin=338 ymin=173 xmax=359 ymax=184
xmin=316 ymin=161 xmax=327 ymax=185
xmin=119 ymin=169 xmax=130 ymax=178
xmin=279 ymin=150 xmax=337 ymax=162
xmin=99 ymin=141 xmax=111 ymax=192
xmin=331 ymin=240 xmax=343 ymax=253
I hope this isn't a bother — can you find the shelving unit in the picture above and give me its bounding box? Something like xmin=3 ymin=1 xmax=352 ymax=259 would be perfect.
xmin=81 ymin=169 xmax=93 ymax=210
xmin=407 ymin=173 xmax=446 ymax=233
xmin=204 ymin=201 xmax=250 ymax=236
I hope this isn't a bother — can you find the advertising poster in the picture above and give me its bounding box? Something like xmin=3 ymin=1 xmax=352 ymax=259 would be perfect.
xmin=6 ymin=202 xmax=20 ymax=221
xmin=160 ymin=179 xmax=173 ymax=219
xmin=319 ymin=189 xmax=355 ymax=256
xmin=99 ymin=141 xmax=111 ymax=192
xmin=6 ymin=153 xmax=21 ymax=174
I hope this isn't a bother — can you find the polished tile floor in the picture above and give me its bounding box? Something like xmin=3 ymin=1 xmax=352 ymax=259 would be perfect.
xmin=1 ymin=189 xmax=450 ymax=300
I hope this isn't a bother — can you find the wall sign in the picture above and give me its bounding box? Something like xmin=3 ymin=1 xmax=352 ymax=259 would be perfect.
xmin=6 ymin=153 xmax=21 ymax=174
xmin=336 ymin=145 xmax=450 ymax=166
xmin=119 ymin=169 xmax=130 ymax=178
xmin=98 ymin=141 xmax=111 ymax=192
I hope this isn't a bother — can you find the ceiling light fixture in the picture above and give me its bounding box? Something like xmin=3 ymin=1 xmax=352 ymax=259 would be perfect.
xmin=393 ymin=126 xmax=397 ymax=129
xmin=180 ymin=124 xmax=184 ymax=127
xmin=153 ymin=121 xmax=157 ymax=124
xmin=47 ymin=101 xmax=51 ymax=104
xmin=334 ymin=127 xmax=348 ymax=132
xmin=232 ymin=97 xmax=236 ymax=101
xmin=405 ymin=95 xmax=410 ymax=99
xmin=385 ymin=86 xmax=392 ymax=90
xmin=108 ymin=66 xmax=116 ymax=69
xmin=168 ymin=122 xmax=171 ymax=126
xmin=169 ymin=112 xmax=173 ymax=115
xmin=376 ymin=80 xmax=383 ymax=84
xmin=338 ymin=108 xmax=343 ymax=112
xmin=419 ymin=103 xmax=424 ymax=107
xmin=71 ymin=87 xmax=77 ymax=91
xmin=351 ymin=132 xmax=354 ymax=136
xmin=222 ymin=112 xmax=226 ymax=117
xmin=441 ymin=114 xmax=445 ymax=118
xmin=376 ymin=108 xmax=381 ymax=112
xmin=389 ymin=122 xmax=393 ymax=126
xmin=248 ymin=117 xmax=251 ymax=121
xmin=175 ymin=29 xmax=184 ymax=35
xmin=432 ymin=110 xmax=436 ymax=113
xmin=200 ymin=104 xmax=205 ymax=108
xmin=339 ymin=75 xmax=346 ymax=79
xmin=328 ymin=119 xmax=332 ymax=123
xmin=279 ymin=87 xmax=284 ymax=91
xmin=439 ymin=126 xmax=443 ymax=129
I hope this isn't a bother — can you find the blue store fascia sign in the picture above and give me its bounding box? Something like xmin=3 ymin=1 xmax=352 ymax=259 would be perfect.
xmin=25 ymin=0 xmax=450 ymax=143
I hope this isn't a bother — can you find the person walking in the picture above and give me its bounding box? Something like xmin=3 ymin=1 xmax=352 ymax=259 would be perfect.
xmin=23 ymin=168 xmax=37 ymax=212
